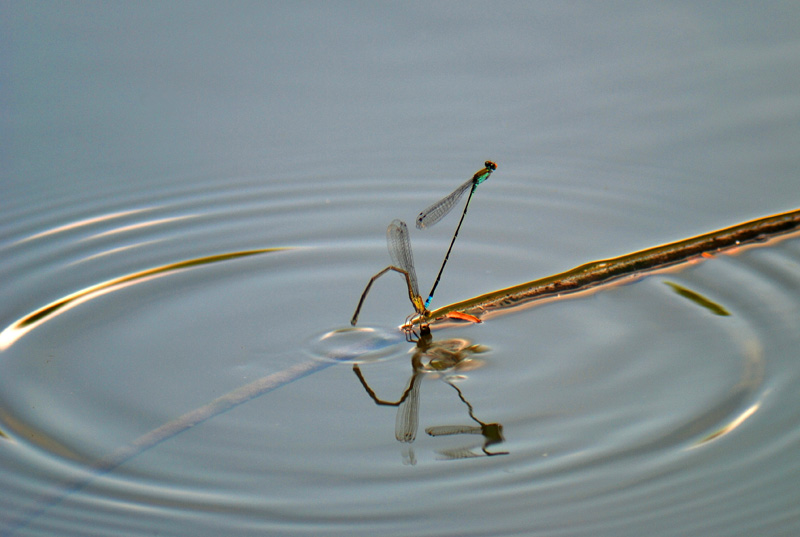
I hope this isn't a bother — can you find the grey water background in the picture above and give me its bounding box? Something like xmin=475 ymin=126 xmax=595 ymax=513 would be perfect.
xmin=3 ymin=3 xmax=800 ymax=536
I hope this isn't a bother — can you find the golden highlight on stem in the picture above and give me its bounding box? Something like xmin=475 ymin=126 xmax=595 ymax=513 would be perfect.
xmin=418 ymin=208 xmax=800 ymax=325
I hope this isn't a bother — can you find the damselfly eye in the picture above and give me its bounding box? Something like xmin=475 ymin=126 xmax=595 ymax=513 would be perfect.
xmin=485 ymin=161 xmax=497 ymax=171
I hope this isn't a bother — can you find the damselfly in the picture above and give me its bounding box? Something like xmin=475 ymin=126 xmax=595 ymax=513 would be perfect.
xmin=417 ymin=160 xmax=496 ymax=308
xmin=351 ymin=161 xmax=496 ymax=327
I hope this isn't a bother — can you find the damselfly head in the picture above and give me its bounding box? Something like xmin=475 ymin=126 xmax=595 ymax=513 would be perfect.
xmin=473 ymin=160 xmax=496 ymax=185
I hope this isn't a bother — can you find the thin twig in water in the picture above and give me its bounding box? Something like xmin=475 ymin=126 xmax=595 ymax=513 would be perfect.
xmin=414 ymin=208 xmax=800 ymax=327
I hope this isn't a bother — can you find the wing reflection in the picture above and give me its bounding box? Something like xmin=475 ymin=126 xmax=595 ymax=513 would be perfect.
xmin=353 ymin=326 xmax=507 ymax=462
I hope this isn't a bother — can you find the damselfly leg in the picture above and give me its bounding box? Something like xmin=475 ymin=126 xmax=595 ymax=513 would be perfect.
xmin=351 ymin=219 xmax=427 ymax=327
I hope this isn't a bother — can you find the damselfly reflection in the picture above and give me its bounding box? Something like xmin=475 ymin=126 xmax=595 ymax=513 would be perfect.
xmin=353 ymin=326 xmax=507 ymax=462
xmin=425 ymin=383 xmax=507 ymax=460
xmin=351 ymin=161 xmax=496 ymax=328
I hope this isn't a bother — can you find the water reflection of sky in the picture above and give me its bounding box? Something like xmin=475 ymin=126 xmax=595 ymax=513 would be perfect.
xmin=3 ymin=4 xmax=800 ymax=537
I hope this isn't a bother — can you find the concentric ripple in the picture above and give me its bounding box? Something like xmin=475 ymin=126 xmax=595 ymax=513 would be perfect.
xmin=1 ymin=164 xmax=799 ymax=537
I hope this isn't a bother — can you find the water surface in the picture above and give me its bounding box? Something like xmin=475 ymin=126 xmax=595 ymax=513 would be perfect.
xmin=3 ymin=3 xmax=800 ymax=536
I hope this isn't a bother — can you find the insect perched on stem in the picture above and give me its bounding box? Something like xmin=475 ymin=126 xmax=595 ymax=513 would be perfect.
xmin=351 ymin=161 xmax=496 ymax=328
